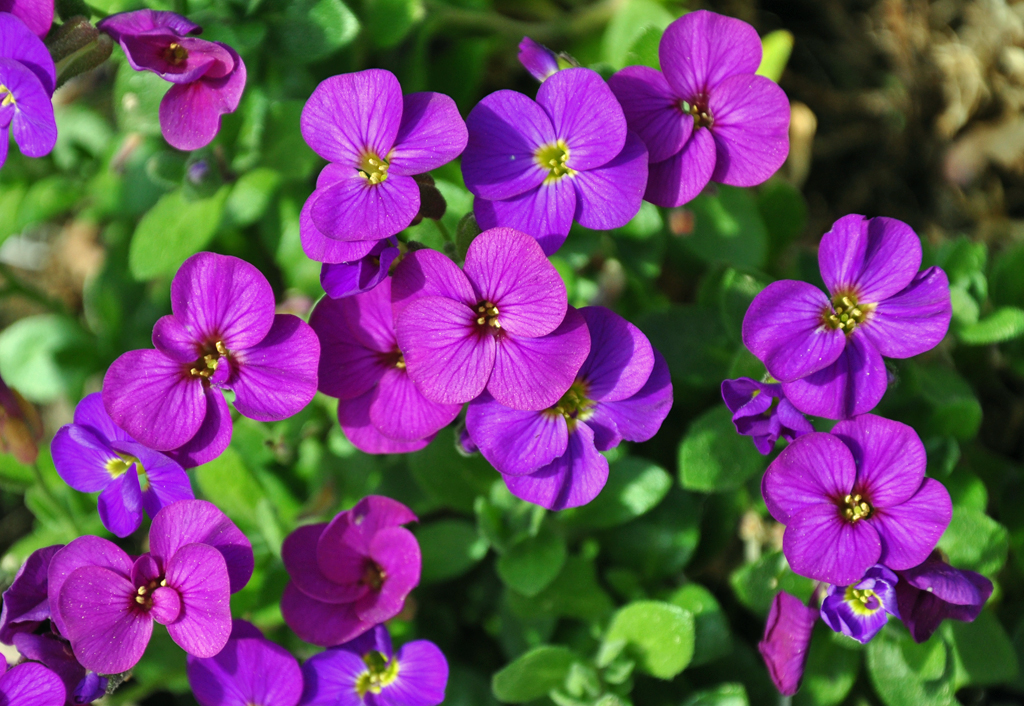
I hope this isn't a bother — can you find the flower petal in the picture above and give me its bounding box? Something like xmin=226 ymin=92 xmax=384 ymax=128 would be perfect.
xmin=589 ymin=349 xmax=673 ymax=450
xmin=0 ymin=544 xmax=61 ymax=644
xmin=162 ymin=385 xmax=232 ymax=469
xmin=0 ymin=661 xmax=65 ymax=706
xmin=47 ymin=536 xmax=133 ymax=638
xmin=120 ymin=33 xmax=229 ymax=84
xmin=708 ymin=73 xmax=789 ymax=187
xmin=231 ymin=314 xmax=319 ymax=422
xmin=537 ymin=67 xmax=626 ymax=170
xmin=97 ymin=9 xmax=200 ymax=40
xmin=159 ymin=48 xmax=245 ymax=151
xmin=51 ymin=424 xmax=118 ymax=493
xmin=607 ymin=65 xmax=690 ymax=163
xmin=462 ymin=89 xmax=554 ymax=200
xmin=150 ymin=585 xmax=182 ymax=625
xmin=0 ymin=13 xmax=55 ymax=92
xmin=313 ymin=172 xmax=420 ymax=242
xmin=503 ymin=422 xmax=609 ymax=510
xmin=0 ymin=58 xmax=56 ymax=158
xmin=320 ymin=244 xmax=398 ymax=299
xmin=370 ymin=367 xmax=461 ymax=442
xmin=466 ymin=392 xmax=568 ymax=476
xmin=818 ymin=215 xmax=922 ymax=303
xmin=281 ymin=581 xmax=367 ymax=648
xmin=283 ymin=524 xmax=367 ymax=604
xmin=577 ymin=306 xmax=654 ymax=402
xmin=115 ymin=440 xmax=194 ymax=517
xmin=784 ymin=503 xmax=881 ymax=586
xmin=354 ymin=526 xmax=421 ymax=625
xmin=300 ymin=647 xmax=367 ymax=706
xmin=379 ymin=640 xmax=449 ymax=706
xmin=762 ymin=432 xmax=856 ymax=523
xmin=318 ymin=495 xmax=418 ymax=562
xmin=97 ymin=470 xmax=144 ymax=538
xmin=900 ymin=555 xmax=993 ymax=607
xmin=870 ymin=478 xmax=951 ymax=571
xmin=643 ymin=128 xmax=716 ymax=208
xmin=473 ymin=181 xmax=576 ymax=257
xmin=73 ymin=391 xmax=132 ymax=441
xmin=310 ymin=296 xmax=391 ymax=402
xmin=572 ymin=131 xmax=648 ymax=232
xmin=859 ymin=267 xmax=951 ymax=358
xmin=659 ymin=10 xmax=762 ymax=98
xmin=758 ymin=591 xmax=817 ymax=697
xmin=831 ymin=414 xmax=925 ymax=508
xmin=389 ymin=92 xmax=468 ymax=176
xmin=781 ymin=332 xmax=887 ymax=419
xmin=489 ymin=306 xmax=591 ymax=411
xmin=164 ymin=543 xmax=233 ymax=658
xmin=338 ymin=389 xmax=433 ymax=455
xmin=390 ymin=247 xmax=477 ymax=319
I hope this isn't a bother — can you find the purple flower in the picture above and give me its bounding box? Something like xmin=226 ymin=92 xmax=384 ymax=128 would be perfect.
xmin=300 ymin=69 xmax=467 ymax=244
xmin=462 ymin=68 xmax=648 ymax=255
xmin=310 ymin=277 xmax=459 ymax=454
xmin=607 ymin=10 xmax=789 ymax=207
xmin=393 ymin=227 xmax=591 ymax=411
xmin=465 ymin=306 xmax=672 ymax=510
xmin=758 ymin=591 xmax=816 ymax=697
xmin=188 ymin=620 xmax=304 ymax=706
xmin=762 ymin=414 xmax=952 ymax=586
xmin=518 ymin=37 xmax=559 ymax=81
xmin=281 ymin=496 xmax=420 ymax=647
xmin=51 ymin=392 xmax=193 ymax=537
xmin=894 ymin=552 xmax=993 ymax=643
xmin=48 ymin=499 xmax=253 ymax=674
xmin=721 ymin=377 xmax=813 ymax=454
xmin=97 ymin=9 xmax=246 ymax=151
xmin=103 ymin=252 xmax=319 ymax=467
xmin=820 ymin=565 xmax=900 ymax=643
xmin=320 ymin=238 xmax=400 ymax=300
xmin=0 ymin=544 xmax=60 ymax=644
xmin=0 ymin=12 xmax=57 ymax=170
xmin=743 ymin=215 xmax=952 ymax=419
xmin=300 ymin=624 xmax=447 ymax=706
xmin=12 ymin=632 xmax=106 ymax=705
xmin=0 ymin=656 xmax=66 ymax=706
xmin=0 ymin=1 xmax=52 ymax=37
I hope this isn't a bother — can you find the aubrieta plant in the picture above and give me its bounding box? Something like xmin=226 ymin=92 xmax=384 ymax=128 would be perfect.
xmin=0 ymin=2 xmax=1009 ymax=706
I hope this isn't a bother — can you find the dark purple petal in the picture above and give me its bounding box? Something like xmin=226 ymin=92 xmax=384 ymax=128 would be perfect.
xmin=281 ymin=581 xmax=367 ymax=647
xmin=742 ymin=280 xmax=846 ymax=382
xmin=758 ymin=591 xmax=816 ymax=697
xmin=0 ymin=661 xmax=65 ymax=706
xmin=870 ymin=478 xmax=951 ymax=571
xmin=859 ymin=267 xmax=951 ymax=358
xmin=311 ymin=172 xmax=420 ymax=243
xmin=338 ymin=623 xmax=393 ymax=660
xmin=831 ymin=414 xmax=925 ymax=508
xmin=589 ymin=349 xmax=673 ymax=449
xmin=51 ymin=424 xmax=117 ymax=493
xmin=572 ymin=131 xmax=648 ymax=232
xmin=462 ymin=89 xmax=554 ymax=201
xmin=310 ymin=297 xmax=390 ymax=402
xmin=164 ymin=543 xmax=232 ymax=658
xmin=721 ymin=377 xmax=772 ymax=415
xmin=659 ymin=10 xmax=762 ymax=98
xmin=577 ymin=306 xmax=654 ymax=402
xmin=338 ymin=390 xmax=433 ymax=455
xmin=119 ymin=441 xmax=194 ymax=516
xmin=489 ymin=306 xmax=591 ymax=411
xmin=473 ymin=182 xmax=576 ymax=257
xmin=537 ymin=67 xmax=626 ymax=170
xmin=503 ymin=421 xmax=608 ymax=510
xmin=900 ymin=555 xmax=993 ymax=608
xmin=354 ymin=526 xmax=420 ymax=625
xmin=379 ymin=640 xmax=449 ymax=706
xmin=518 ymin=37 xmax=559 ymax=82
xmin=643 ymin=128 xmax=716 ymax=207
xmin=781 ymin=332 xmax=887 ymax=419
xmin=97 ymin=470 xmax=144 ymax=538
xmin=97 ymin=9 xmax=200 ymax=41
xmin=162 ymin=385 xmax=233 ymax=468
xmin=11 ymin=632 xmax=85 ymax=703
xmin=821 ymin=592 xmax=888 ymax=644
xmin=47 ymin=537 xmax=132 ymax=638
xmin=300 ymin=69 xmax=403 ymax=165
xmin=466 ymin=392 xmax=567 ymax=476
xmin=0 ymin=12 xmax=55 ymax=91
xmin=75 ymin=671 xmax=109 ymax=704
xmin=231 ymin=314 xmax=319 ymax=421
xmin=389 ymin=92 xmax=468 ymax=176
xmin=149 ymin=499 xmax=254 ymax=593
xmin=300 ymin=647 xmax=366 ymax=706
xmin=818 ymin=215 xmax=922 ymax=304
xmin=60 ymin=566 xmax=152 ymax=674
xmin=160 ymin=48 xmax=246 ymax=151
xmin=371 ymin=367 xmax=461 ymax=442
xmin=762 ymin=432 xmax=854 ymax=523
xmin=0 ymin=544 xmax=61 ymax=644
xmin=120 ymin=33 xmax=232 ymax=84
xmin=397 ymin=296 xmax=495 ymax=405
xmin=784 ymin=503 xmax=881 ymax=586
xmin=708 ymin=74 xmax=789 ymax=187
xmin=320 ymin=243 xmax=398 ymax=299
xmin=607 ymin=66 xmax=690 ymax=163
xmin=390 ymin=247 xmax=477 ymax=319
xmin=283 ymin=524 xmax=368 ymax=604
xmin=777 ymin=399 xmax=814 ymax=441
xmin=0 ymin=57 xmax=56 ymax=157
xmin=463 ymin=227 xmax=568 ymax=337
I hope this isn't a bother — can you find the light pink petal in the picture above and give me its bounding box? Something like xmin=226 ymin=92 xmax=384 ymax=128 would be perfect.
xmin=708 ymin=73 xmax=790 ymax=187
xmin=643 ymin=128 xmax=716 ymax=207
xmin=762 ymin=432 xmax=856 ymax=523
xmin=231 ymin=314 xmax=320 ymax=421
xmin=818 ymin=215 xmax=923 ymax=303
xmin=536 ymin=67 xmax=626 ymax=170
xmin=389 ymin=92 xmax=468 ymax=175
xmin=607 ymin=65 xmax=691 ymax=163
xmin=659 ymin=10 xmax=762 ymax=98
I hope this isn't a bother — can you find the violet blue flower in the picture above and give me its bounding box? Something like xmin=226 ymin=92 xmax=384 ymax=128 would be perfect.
xmin=0 ymin=1 xmax=52 ymax=37
xmin=12 ymin=632 xmax=106 ymax=705
xmin=51 ymin=392 xmax=194 ymax=537
xmin=466 ymin=306 xmax=672 ymax=510
xmin=607 ymin=10 xmax=790 ymax=207
xmin=310 ymin=277 xmax=460 ymax=454
xmin=721 ymin=377 xmax=813 ymax=454
xmin=762 ymin=414 xmax=952 ymax=586
xmin=300 ymin=69 xmax=468 ymax=244
xmin=758 ymin=591 xmax=816 ymax=697
xmin=0 ymin=12 xmax=57 ymax=170
xmin=321 ymin=237 xmax=400 ymax=300
xmin=894 ymin=552 xmax=994 ymax=643
xmin=0 ymin=656 xmax=66 ymax=706
xmin=300 ymin=624 xmax=448 ymax=706
xmin=188 ymin=620 xmax=304 ymax=706
xmin=48 ymin=500 xmax=253 ymax=674
xmin=393 ymin=227 xmax=591 ymax=411
xmin=820 ymin=565 xmax=900 ymax=643
xmin=518 ymin=37 xmax=559 ymax=82
xmin=281 ymin=496 xmax=420 ymax=647
xmin=462 ymin=67 xmax=648 ymax=255
xmin=743 ymin=215 xmax=952 ymax=419
xmin=103 ymin=252 xmax=319 ymax=467
xmin=0 ymin=544 xmax=60 ymax=644
xmin=97 ymin=9 xmax=246 ymax=151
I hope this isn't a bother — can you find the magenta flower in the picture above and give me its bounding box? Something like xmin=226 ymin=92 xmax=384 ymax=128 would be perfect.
xmin=894 ymin=552 xmax=993 ymax=643
xmin=0 ymin=0 xmax=52 ymax=37
xmin=762 ymin=414 xmax=952 ymax=586
xmin=47 ymin=500 xmax=253 ymax=674
xmin=97 ymin=9 xmax=245 ymax=151
xmin=300 ymin=624 xmax=447 ymax=706
xmin=0 ymin=12 xmax=57 ymax=170
xmin=281 ymin=496 xmax=420 ymax=647
xmin=462 ymin=68 xmax=648 ymax=255
xmin=51 ymin=392 xmax=193 ymax=537
xmin=518 ymin=37 xmax=559 ymax=82
xmin=301 ymin=69 xmax=468 ymax=244
xmin=607 ymin=10 xmax=790 ymax=207
xmin=0 ymin=544 xmax=60 ymax=644
xmin=819 ymin=565 xmax=900 ymax=644
xmin=321 ymin=238 xmax=400 ymax=300
xmin=0 ymin=656 xmax=65 ymax=706
xmin=721 ymin=378 xmax=813 ymax=454
xmin=743 ymin=215 xmax=952 ymax=419
xmin=103 ymin=252 xmax=319 ymax=467
xmin=188 ymin=620 xmax=304 ymax=706
xmin=310 ymin=277 xmax=459 ymax=455
xmin=465 ymin=306 xmax=672 ymax=510
xmin=394 ymin=227 xmax=591 ymax=411
xmin=758 ymin=591 xmax=816 ymax=697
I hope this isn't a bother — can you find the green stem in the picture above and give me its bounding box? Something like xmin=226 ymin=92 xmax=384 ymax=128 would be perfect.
xmin=434 ymin=218 xmax=453 ymax=244
xmin=0 ymin=263 xmax=69 ymax=316
xmin=423 ymin=0 xmax=623 ymax=41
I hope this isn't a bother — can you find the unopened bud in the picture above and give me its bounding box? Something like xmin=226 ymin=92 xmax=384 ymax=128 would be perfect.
xmin=455 ymin=213 xmax=481 ymax=261
xmin=46 ymin=16 xmax=99 ymax=63
xmin=54 ymin=33 xmax=114 ymax=90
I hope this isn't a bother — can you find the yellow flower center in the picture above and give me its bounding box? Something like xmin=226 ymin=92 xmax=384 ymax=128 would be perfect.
xmin=680 ymin=96 xmax=712 ymax=129
xmin=843 ymin=586 xmax=882 ymax=616
xmin=162 ymin=42 xmax=189 ymax=66
xmin=824 ymin=294 xmax=873 ymax=335
xmin=535 ymin=139 xmax=574 ymax=183
xmin=842 ymin=493 xmax=872 ymax=522
xmin=359 ymin=152 xmax=390 ymax=184
xmin=105 ymin=453 xmax=151 ymax=491
xmin=189 ymin=340 xmax=227 ymax=380
xmin=547 ymin=380 xmax=595 ymax=432
xmin=0 ymin=85 xmax=15 ymax=108
xmin=355 ymin=650 xmax=401 ymax=697
xmin=475 ymin=301 xmax=501 ymax=329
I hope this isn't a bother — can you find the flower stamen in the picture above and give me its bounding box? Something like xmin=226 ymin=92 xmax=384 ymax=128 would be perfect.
xmin=0 ymin=85 xmax=15 ymax=108
xmin=842 ymin=493 xmax=872 ymax=522
xmin=824 ymin=294 xmax=872 ymax=334
xmin=358 ymin=152 xmax=390 ymax=184
xmin=162 ymin=42 xmax=189 ymax=66
xmin=535 ymin=139 xmax=574 ymax=183
xmin=475 ymin=301 xmax=501 ymax=329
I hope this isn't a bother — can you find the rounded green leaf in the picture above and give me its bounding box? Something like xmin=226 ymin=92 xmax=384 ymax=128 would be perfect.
xmin=497 ymin=525 xmax=567 ymax=597
xmin=563 ymin=457 xmax=672 ymax=529
xmin=417 ymin=519 xmax=489 ymax=584
xmin=129 ymin=186 xmax=229 ymax=280
xmin=679 ymin=406 xmax=767 ymax=492
xmin=958 ymin=307 xmax=1024 ymax=345
xmin=492 ymin=645 xmax=577 ymax=703
xmin=602 ymin=600 xmax=695 ymax=679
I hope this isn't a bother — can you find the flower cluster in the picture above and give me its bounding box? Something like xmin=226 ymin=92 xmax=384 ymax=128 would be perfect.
xmin=0 ymin=11 xmax=57 ymax=169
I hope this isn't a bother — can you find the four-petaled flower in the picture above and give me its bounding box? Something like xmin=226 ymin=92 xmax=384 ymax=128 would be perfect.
xmin=820 ymin=564 xmax=900 ymax=644
xmin=0 ymin=12 xmax=57 ymax=170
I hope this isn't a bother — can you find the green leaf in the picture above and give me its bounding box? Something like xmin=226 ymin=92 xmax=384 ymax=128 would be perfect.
xmin=505 ymin=555 xmax=614 ymax=623
xmin=679 ymin=406 xmax=767 ymax=492
xmin=948 ymin=610 xmax=1018 ymax=687
xmin=17 ymin=176 xmax=80 ymax=227
xmin=562 ymin=457 xmax=671 ymax=529
xmin=914 ymin=364 xmax=982 ymax=441
xmin=601 ymin=0 xmax=673 ymax=70
xmin=756 ymin=30 xmax=793 ymax=82
xmin=757 ymin=179 xmax=807 ymax=258
xmin=730 ymin=550 xmax=814 ymax=615
xmin=638 ymin=305 xmax=733 ymax=389
xmin=0 ymin=315 xmax=90 ymax=403
xmin=958 ymin=307 xmax=1024 ymax=344
xmin=262 ymin=101 xmax=321 ymax=181
xmin=937 ymin=506 xmax=1008 ymax=576
xmin=794 ymin=624 xmax=861 ymax=706
xmin=365 ymin=0 xmax=424 ymax=47
xmin=866 ymin=625 xmax=955 ymax=706
xmin=417 ymin=519 xmax=489 ymax=584
xmin=497 ymin=524 xmax=567 ymax=597
xmin=682 ymin=684 xmax=749 ymax=706
xmin=990 ymin=243 xmax=1024 ymax=307
xmin=668 ymin=583 xmax=732 ymax=667
xmin=277 ymin=0 xmax=360 ymax=63
xmin=0 ymin=185 xmax=25 ymax=245
xmin=114 ymin=59 xmax=170 ymax=135
xmin=601 ymin=600 xmax=695 ymax=679
xmin=618 ymin=201 xmax=663 ymax=240
xmin=129 ymin=186 xmax=229 ymax=280
xmin=685 ymin=185 xmax=769 ymax=269
xmin=491 ymin=645 xmax=577 ymax=703
xmin=601 ymin=488 xmax=702 ymax=580
xmin=225 ymin=168 xmax=282 ymax=227
xmin=195 ymin=447 xmax=265 ymax=527
xmin=408 ymin=428 xmax=496 ymax=514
